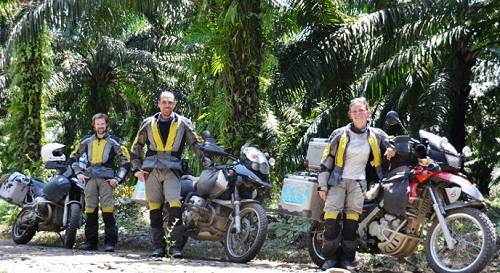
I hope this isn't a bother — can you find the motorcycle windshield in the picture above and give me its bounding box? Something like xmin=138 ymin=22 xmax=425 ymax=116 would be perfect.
xmin=233 ymin=164 xmax=271 ymax=188
xmin=419 ymin=130 xmax=459 ymax=155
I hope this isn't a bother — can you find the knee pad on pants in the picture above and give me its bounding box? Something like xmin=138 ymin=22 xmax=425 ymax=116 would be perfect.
xmin=324 ymin=219 xmax=341 ymax=240
xmin=150 ymin=209 xmax=163 ymax=229
xmin=85 ymin=209 xmax=99 ymax=226
xmin=166 ymin=206 xmax=182 ymax=226
xmin=342 ymin=219 xmax=359 ymax=241
xmin=102 ymin=212 xmax=116 ymax=226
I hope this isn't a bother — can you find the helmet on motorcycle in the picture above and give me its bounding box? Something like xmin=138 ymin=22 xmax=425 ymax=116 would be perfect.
xmin=41 ymin=143 xmax=66 ymax=162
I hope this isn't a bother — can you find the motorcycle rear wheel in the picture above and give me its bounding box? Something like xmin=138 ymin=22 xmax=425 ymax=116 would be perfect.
xmin=306 ymin=220 xmax=326 ymax=267
xmin=11 ymin=209 xmax=37 ymax=244
xmin=224 ymin=203 xmax=268 ymax=263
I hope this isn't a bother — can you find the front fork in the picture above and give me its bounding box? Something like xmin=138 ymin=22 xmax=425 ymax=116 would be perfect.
xmin=429 ymin=186 xmax=456 ymax=249
xmin=231 ymin=184 xmax=242 ymax=234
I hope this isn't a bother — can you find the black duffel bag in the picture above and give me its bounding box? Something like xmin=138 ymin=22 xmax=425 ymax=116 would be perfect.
xmin=43 ymin=175 xmax=71 ymax=203
xmin=381 ymin=166 xmax=411 ymax=216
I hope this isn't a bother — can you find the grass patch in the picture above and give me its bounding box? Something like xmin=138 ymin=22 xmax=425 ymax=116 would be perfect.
xmin=0 ymin=200 xmax=19 ymax=226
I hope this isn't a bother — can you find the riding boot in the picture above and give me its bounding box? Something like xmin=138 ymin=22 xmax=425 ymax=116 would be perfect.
xmin=339 ymin=218 xmax=359 ymax=271
xmin=166 ymin=206 xmax=186 ymax=258
xmin=80 ymin=208 xmax=98 ymax=250
xmin=321 ymin=219 xmax=342 ymax=271
xmin=102 ymin=212 xmax=118 ymax=252
xmin=150 ymin=208 xmax=165 ymax=257
xmin=339 ymin=240 xmax=358 ymax=271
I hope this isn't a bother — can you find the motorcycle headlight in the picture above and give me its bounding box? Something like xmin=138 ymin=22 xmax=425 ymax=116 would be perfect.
xmin=251 ymin=162 xmax=259 ymax=171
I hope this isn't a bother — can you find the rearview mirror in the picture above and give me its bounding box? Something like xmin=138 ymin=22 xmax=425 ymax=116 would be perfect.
xmin=385 ymin=111 xmax=401 ymax=126
xmin=201 ymin=130 xmax=216 ymax=144
xmin=201 ymin=130 xmax=212 ymax=139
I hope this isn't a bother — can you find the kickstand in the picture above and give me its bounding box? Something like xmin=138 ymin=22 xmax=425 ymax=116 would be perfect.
xmin=398 ymin=257 xmax=422 ymax=273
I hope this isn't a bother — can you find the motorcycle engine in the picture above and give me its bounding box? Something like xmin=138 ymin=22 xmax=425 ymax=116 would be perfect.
xmin=34 ymin=196 xmax=51 ymax=218
xmin=182 ymin=195 xmax=213 ymax=228
xmin=368 ymin=214 xmax=402 ymax=242
xmin=367 ymin=213 xmax=421 ymax=257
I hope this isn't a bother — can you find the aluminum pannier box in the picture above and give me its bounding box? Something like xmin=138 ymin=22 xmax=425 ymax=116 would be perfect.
xmin=305 ymin=138 xmax=329 ymax=170
xmin=0 ymin=172 xmax=30 ymax=206
xmin=279 ymin=173 xmax=324 ymax=221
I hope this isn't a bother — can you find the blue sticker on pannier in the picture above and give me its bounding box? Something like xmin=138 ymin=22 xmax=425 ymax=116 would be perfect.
xmin=281 ymin=184 xmax=311 ymax=205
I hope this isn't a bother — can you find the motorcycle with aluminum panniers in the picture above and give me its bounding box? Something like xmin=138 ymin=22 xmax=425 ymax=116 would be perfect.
xmin=134 ymin=132 xmax=272 ymax=263
xmin=0 ymin=143 xmax=84 ymax=249
xmin=279 ymin=112 xmax=496 ymax=273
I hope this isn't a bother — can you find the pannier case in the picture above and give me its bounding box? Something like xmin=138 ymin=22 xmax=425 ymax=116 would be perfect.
xmin=305 ymin=138 xmax=329 ymax=170
xmin=0 ymin=172 xmax=29 ymax=206
xmin=279 ymin=173 xmax=324 ymax=221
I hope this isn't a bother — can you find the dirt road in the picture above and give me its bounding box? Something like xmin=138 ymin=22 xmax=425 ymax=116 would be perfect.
xmin=0 ymin=240 xmax=320 ymax=273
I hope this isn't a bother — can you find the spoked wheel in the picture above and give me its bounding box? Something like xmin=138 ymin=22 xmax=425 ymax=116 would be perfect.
xmin=11 ymin=209 xmax=37 ymax=244
xmin=425 ymin=208 xmax=497 ymax=273
xmin=224 ymin=203 xmax=268 ymax=263
xmin=306 ymin=220 xmax=325 ymax=267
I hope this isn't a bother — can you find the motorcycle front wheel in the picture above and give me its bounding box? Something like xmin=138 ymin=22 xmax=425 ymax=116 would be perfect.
xmin=224 ymin=203 xmax=268 ymax=263
xmin=11 ymin=209 xmax=37 ymax=244
xmin=63 ymin=203 xmax=82 ymax=249
xmin=425 ymin=207 xmax=497 ymax=273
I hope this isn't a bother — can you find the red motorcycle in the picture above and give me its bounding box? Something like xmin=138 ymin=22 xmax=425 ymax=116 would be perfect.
xmin=305 ymin=111 xmax=497 ymax=273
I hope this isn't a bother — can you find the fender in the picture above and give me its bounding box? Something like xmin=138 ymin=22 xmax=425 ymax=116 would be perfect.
xmin=432 ymin=172 xmax=484 ymax=202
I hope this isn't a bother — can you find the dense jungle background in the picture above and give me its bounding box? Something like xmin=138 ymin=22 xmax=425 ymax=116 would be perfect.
xmin=0 ymin=0 xmax=499 ymax=269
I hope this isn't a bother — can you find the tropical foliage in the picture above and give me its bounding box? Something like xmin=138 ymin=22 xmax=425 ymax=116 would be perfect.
xmin=0 ymin=0 xmax=498 ymax=195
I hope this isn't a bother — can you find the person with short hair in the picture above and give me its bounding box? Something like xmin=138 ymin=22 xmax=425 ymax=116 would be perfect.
xmin=130 ymin=91 xmax=210 ymax=258
xmin=70 ymin=113 xmax=131 ymax=252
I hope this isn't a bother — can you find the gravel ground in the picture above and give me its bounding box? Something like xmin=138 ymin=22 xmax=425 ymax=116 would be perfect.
xmin=0 ymin=240 xmax=320 ymax=273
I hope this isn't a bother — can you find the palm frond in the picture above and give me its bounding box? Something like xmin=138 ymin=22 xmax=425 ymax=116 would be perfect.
xmin=355 ymin=26 xmax=468 ymax=99
xmin=0 ymin=0 xmax=168 ymax=70
xmin=269 ymin=0 xmax=468 ymax=108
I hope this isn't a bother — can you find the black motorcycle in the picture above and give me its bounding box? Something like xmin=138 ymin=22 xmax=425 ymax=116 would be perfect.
xmin=169 ymin=131 xmax=272 ymax=263
xmin=0 ymin=161 xmax=84 ymax=249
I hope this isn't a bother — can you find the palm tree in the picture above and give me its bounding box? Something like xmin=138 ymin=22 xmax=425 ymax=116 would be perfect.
xmin=1 ymin=30 xmax=52 ymax=173
xmin=1 ymin=1 xmax=194 ymax=146
xmin=0 ymin=0 xmax=20 ymax=117
xmin=49 ymin=36 xmax=165 ymax=144
xmin=268 ymin=0 xmax=500 ymax=182
xmin=1 ymin=0 xmax=268 ymax=155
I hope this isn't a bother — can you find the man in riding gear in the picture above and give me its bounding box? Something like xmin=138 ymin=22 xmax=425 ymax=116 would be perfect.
xmin=130 ymin=91 xmax=209 ymax=258
xmin=70 ymin=113 xmax=131 ymax=252
xmin=318 ymin=97 xmax=395 ymax=271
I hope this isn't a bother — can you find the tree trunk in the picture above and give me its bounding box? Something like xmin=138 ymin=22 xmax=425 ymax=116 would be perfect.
xmin=446 ymin=43 xmax=476 ymax=151
xmin=4 ymin=32 xmax=52 ymax=173
xmin=222 ymin=0 xmax=263 ymax=152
